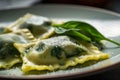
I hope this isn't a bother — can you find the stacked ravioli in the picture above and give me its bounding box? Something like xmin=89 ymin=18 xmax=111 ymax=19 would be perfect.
xmin=0 ymin=13 xmax=109 ymax=73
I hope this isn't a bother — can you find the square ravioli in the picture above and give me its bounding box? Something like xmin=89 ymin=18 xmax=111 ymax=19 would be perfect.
xmin=14 ymin=36 xmax=109 ymax=73
xmin=0 ymin=33 xmax=27 ymax=68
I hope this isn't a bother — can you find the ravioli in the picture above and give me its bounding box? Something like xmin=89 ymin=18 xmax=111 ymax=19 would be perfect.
xmin=0 ymin=13 xmax=54 ymax=69
xmin=0 ymin=33 xmax=27 ymax=69
xmin=0 ymin=13 xmax=113 ymax=74
xmin=5 ymin=13 xmax=53 ymax=38
xmin=14 ymin=36 xmax=109 ymax=72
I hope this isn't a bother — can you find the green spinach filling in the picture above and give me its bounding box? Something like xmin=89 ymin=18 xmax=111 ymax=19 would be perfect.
xmin=0 ymin=41 xmax=20 ymax=59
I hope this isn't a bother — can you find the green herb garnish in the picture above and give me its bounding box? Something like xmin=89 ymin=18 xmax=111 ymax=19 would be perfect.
xmin=52 ymin=21 xmax=120 ymax=46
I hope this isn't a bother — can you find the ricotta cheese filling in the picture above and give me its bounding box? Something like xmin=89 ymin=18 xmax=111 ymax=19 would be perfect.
xmin=14 ymin=36 xmax=109 ymax=72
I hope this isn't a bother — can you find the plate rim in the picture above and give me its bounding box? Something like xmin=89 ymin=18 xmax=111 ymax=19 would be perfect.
xmin=0 ymin=4 xmax=119 ymax=17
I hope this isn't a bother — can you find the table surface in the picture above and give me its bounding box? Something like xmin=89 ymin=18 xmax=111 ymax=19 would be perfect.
xmin=71 ymin=66 xmax=120 ymax=80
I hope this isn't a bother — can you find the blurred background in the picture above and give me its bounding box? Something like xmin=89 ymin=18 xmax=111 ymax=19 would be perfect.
xmin=0 ymin=0 xmax=120 ymax=13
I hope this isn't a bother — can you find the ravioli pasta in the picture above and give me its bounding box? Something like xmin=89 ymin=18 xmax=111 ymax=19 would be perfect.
xmin=14 ymin=36 xmax=109 ymax=72
xmin=0 ymin=13 xmax=109 ymax=73
xmin=0 ymin=33 xmax=27 ymax=68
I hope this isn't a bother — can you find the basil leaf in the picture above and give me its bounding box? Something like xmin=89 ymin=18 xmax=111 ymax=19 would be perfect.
xmin=54 ymin=27 xmax=91 ymax=42
xmin=52 ymin=21 xmax=120 ymax=46
xmin=55 ymin=27 xmax=80 ymax=34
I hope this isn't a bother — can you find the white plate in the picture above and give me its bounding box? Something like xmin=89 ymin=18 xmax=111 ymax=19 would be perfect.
xmin=0 ymin=4 xmax=120 ymax=79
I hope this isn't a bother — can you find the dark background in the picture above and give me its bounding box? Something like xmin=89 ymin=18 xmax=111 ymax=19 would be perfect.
xmin=39 ymin=0 xmax=120 ymax=13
